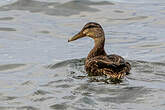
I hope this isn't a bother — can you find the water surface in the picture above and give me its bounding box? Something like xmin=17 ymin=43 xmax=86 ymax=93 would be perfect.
xmin=0 ymin=0 xmax=165 ymax=110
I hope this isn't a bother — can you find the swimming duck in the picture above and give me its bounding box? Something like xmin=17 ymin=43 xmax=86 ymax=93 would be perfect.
xmin=68 ymin=22 xmax=131 ymax=81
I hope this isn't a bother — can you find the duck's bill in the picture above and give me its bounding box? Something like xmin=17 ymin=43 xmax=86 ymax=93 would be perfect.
xmin=68 ymin=32 xmax=85 ymax=42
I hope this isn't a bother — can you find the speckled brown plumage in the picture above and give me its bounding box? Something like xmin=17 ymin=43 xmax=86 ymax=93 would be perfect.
xmin=68 ymin=22 xmax=131 ymax=80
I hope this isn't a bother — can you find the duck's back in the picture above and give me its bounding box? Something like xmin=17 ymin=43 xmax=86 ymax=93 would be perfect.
xmin=85 ymin=54 xmax=131 ymax=79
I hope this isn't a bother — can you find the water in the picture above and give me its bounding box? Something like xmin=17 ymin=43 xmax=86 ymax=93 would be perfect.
xmin=0 ymin=0 xmax=165 ymax=109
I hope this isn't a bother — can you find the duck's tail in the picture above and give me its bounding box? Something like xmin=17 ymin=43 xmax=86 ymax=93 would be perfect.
xmin=101 ymin=68 xmax=125 ymax=80
xmin=125 ymin=62 xmax=131 ymax=75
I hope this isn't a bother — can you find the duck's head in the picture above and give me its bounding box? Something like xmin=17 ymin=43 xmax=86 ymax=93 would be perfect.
xmin=68 ymin=22 xmax=104 ymax=42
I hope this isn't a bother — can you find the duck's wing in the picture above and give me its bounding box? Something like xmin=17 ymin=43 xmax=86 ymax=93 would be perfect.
xmin=107 ymin=54 xmax=131 ymax=74
xmin=95 ymin=58 xmax=126 ymax=70
xmin=87 ymin=55 xmax=127 ymax=70
xmin=85 ymin=55 xmax=131 ymax=79
xmin=107 ymin=54 xmax=125 ymax=64
xmin=94 ymin=54 xmax=131 ymax=73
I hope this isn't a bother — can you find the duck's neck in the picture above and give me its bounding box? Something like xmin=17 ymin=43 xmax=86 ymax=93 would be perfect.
xmin=87 ymin=37 xmax=107 ymax=59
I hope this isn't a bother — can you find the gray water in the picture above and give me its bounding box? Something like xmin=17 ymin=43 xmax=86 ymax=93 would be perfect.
xmin=0 ymin=0 xmax=165 ymax=110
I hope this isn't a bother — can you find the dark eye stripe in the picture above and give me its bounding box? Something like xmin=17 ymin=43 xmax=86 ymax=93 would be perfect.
xmin=83 ymin=22 xmax=102 ymax=30
xmin=84 ymin=24 xmax=100 ymax=29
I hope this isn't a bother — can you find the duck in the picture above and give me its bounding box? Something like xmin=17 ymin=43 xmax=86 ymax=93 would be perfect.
xmin=68 ymin=22 xmax=131 ymax=81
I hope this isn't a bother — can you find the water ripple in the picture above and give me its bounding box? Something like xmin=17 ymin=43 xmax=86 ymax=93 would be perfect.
xmin=0 ymin=27 xmax=16 ymax=31
xmin=0 ymin=0 xmax=114 ymax=16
